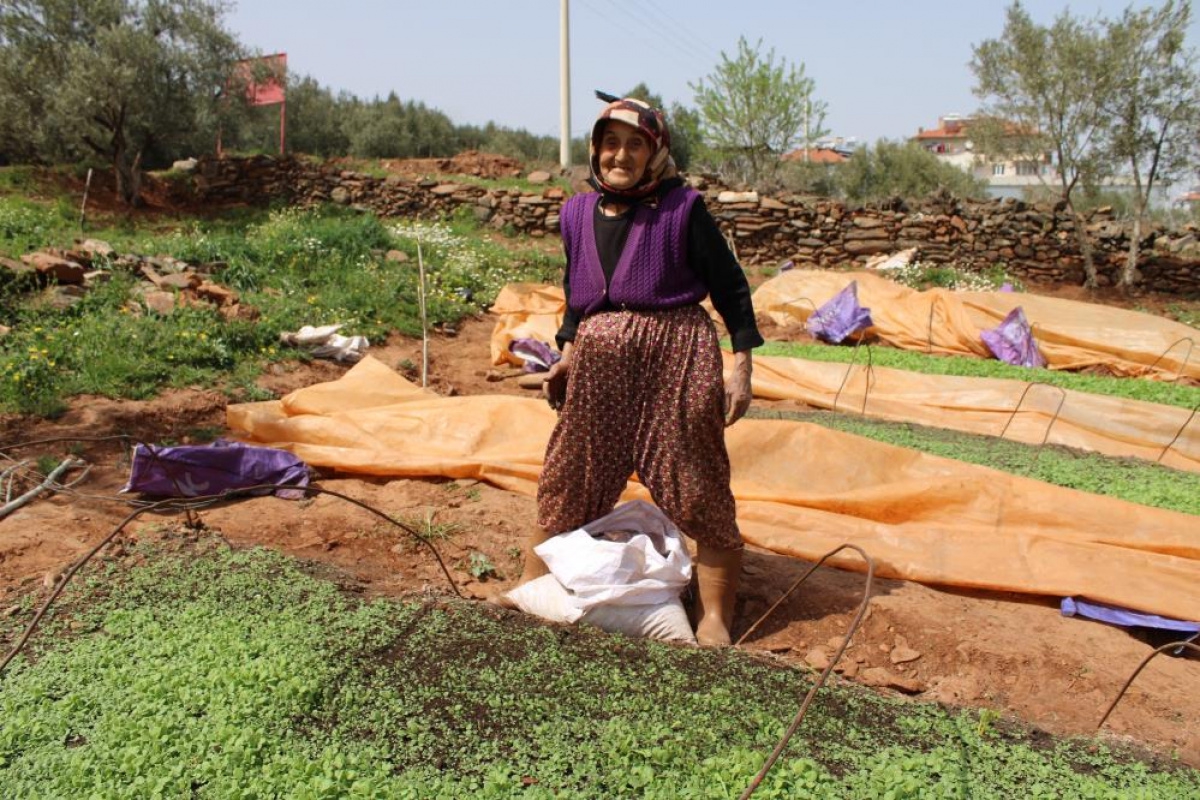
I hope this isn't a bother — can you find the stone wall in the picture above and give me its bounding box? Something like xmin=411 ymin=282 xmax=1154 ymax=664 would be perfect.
xmin=191 ymin=156 xmax=1200 ymax=296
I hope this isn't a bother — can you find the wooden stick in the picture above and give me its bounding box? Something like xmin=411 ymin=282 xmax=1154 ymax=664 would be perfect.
xmin=0 ymin=460 xmax=85 ymax=522
xmin=79 ymin=168 xmax=93 ymax=233
xmin=1 ymin=459 xmax=31 ymax=504
xmin=416 ymin=235 xmax=429 ymax=388
xmin=0 ymin=458 xmax=84 ymax=521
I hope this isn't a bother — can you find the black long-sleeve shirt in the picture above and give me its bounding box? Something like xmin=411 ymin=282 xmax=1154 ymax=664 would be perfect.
xmin=556 ymin=193 xmax=764 ymax=353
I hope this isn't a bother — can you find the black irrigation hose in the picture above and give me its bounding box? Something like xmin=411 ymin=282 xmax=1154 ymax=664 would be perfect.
xmin=0 ymin=481 xmax=462 ymax=680
xmin=1096 ymin=640 xmax=1200 ymax=732
xmin=736 ymin=543 xmax=876 ymax=800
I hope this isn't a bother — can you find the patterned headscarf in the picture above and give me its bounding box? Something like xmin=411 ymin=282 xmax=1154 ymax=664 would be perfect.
xmin=589 ymin=97 xmax=677 ymax=201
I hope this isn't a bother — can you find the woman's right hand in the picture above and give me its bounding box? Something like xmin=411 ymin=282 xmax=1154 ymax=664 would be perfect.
xmin=543 ymin=344 xmax=573 ymax=412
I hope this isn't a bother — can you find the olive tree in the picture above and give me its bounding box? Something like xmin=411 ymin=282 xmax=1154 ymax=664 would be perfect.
xmin=690 ymin=37 xmax=828 ymax=185
xmin=1100 ymin=0 xmax=1200 ymax=290
xmin=0 ymin=0 xmax=243 ymax=205
xmin=971 ymin=2 xmax=1113 ymax=287
xmin=835 ymin=140 xmax=990 ymax=204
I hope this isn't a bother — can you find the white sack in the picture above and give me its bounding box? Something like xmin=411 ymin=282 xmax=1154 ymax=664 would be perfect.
xmin=533 ymin=500 xmax=692 ymax=622
xmin=506 ymin=575 xmax=696 ymax=644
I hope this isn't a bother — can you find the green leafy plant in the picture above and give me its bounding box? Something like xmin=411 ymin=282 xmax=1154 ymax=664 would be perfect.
xmin=2 ymin=539 xmax=1196 ymax=797
xmin=467 ymin=551 xmax=498 ymax=580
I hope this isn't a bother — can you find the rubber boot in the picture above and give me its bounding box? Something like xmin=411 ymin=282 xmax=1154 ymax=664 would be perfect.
xmin=693 ymin=545 xmax=743 ymax=647
xmin=489 ymin=527 xmax=556 ymax=608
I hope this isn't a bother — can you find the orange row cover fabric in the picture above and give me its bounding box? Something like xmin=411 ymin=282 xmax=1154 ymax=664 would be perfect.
xmin=489 ymin=283 xmax=565 ymax=368
xmin=487 ymin=283 xmax=1199 ymax=471
xmin=753 ymin=270 xmax=1200 ymax=381
xmin=227 ymin=357 xmax=1200 ymax=622
xmin=741 ymin=352 xmax=1200 ymax=474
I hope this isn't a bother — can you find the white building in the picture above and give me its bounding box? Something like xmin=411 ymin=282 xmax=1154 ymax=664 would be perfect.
xmin=913 ymin=114 xmax=1057 ymax=200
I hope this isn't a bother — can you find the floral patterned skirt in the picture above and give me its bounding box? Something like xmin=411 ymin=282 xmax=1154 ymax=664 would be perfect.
xmin=537 ymin=305 xmax=742 ymax=550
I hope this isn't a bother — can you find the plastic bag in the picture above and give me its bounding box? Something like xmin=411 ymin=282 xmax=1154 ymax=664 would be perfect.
xmin=122 ymin=439 xmax=309 ymax=499
xmin=509 ymin=337 xmax=561 ymax=373
xmin=981 ymin=306 xmax=1046 ymax=368
xmin=805 ymin=280 xmax=873 ymax=344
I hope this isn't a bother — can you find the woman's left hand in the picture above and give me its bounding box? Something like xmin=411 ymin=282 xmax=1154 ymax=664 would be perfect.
xmin=724 ymin=351 xmax=753 ymax=427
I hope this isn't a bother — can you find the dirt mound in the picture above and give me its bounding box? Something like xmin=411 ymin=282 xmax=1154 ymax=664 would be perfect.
xmin=349 ymin=151 xmax=529 ymax=181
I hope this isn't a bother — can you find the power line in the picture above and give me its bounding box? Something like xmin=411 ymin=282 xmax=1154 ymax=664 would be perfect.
xmin=575 ymin=0 xmax=713 ymax=88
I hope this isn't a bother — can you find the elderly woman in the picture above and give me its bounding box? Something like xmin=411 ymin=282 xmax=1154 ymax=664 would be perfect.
xmin=517 ymin=97 xmax=762 ymax=647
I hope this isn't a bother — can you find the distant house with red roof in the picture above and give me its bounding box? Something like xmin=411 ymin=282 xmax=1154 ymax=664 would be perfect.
xmin=781 ymin=147 xmax=849 ymax=164
xmin=1176 ymin=188 xmax=1200 ymax=205
xmin=913 ymin=114 xmax=1057 ymax=200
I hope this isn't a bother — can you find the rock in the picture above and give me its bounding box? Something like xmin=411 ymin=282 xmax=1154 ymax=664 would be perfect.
xmin=890 ymin=645 xmax=922 ymax=664
xmin=77 ymin=238 xmax=115 ymax=258
xmin=804 ymin=647 xmax=831 ymax=671
xmin=219 ymin=303 xmax=260 ymax=322
xmin=20 ymin=252 xmax=86 ymax=285
xmin=859 ymin=667 xmax=924 ymax=694
xmin=527 ymin=170 xmax=552 ymax=184
xmin=852 ymin=217 xmax=888 ymax=229
xmin=843 ymin=239 xmax=895 ymax=256
xmin=330 ymin=186 xmax=350 ymax=204
xmin=195 ymin=280 xmax=237 ymax=306
xmin=430 ymin=183 xmax=461 ymax=196
xmin=158 ymin=272 xmax=202 ymax=290
xmin=717 ymin=190 xmax=759 ymax=204
xmin=143 ymin=290 xmax=177 ymax=315
xmin=82 ymin=270 xmax=111 ymax=287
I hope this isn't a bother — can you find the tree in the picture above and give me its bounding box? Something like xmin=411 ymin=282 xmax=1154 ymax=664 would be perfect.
xmin=971 ymin=2 xmax=1114 ymax=287
xmin=281 ymin=76 xmax=351 ymax=157
xmin=835 ymin=140 xmax=990 ymax=204
xmin=0 ymin=0 xmax=244 ymax=205
xmin=690 ymin=36 xmax=827 ymax=185
xmin=1100 ymin=1 xmax=1200 ymax=290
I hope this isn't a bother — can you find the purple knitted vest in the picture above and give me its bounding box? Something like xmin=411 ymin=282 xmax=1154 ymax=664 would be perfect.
xmin=561 ymin=186 xmax=706 ymax=316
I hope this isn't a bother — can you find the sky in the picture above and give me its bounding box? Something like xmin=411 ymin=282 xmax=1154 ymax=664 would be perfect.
xmin=225 ymin=0 xmax=1200 ymax=147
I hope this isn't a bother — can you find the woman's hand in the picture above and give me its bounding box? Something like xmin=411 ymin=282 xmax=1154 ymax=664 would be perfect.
xmin=724 ymin=350 xmax=753 ymax=426
xmin=543 ymin=343 xmax=573 ymax=412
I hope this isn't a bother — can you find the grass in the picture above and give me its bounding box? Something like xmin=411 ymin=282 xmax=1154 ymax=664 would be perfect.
xmin=755 ymin=339 xmax=1200 ymax=411
xmin=748 ymin=407 xmax=1200 ymax=517
xmin=2 ymin=536 xmax=1195 ymax=798
xmin=0 ymin=199 xmax=563 ymax=416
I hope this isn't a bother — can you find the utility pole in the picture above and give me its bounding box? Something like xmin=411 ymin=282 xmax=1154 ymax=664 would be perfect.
xmin=560 ymin=0 xmax=571 ymax=169
xmin=804 ymin=98 xmax=810 ymax=163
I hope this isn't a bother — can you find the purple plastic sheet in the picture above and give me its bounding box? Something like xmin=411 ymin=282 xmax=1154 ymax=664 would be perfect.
xmin=981 ymin=306 xmax=1046 ymax=368
xmin=805 ymin=280 xmax=873 ymax=344
xmin=1061 ymin=597 xmax=1200 ymax=644
xmin=122 ymin=439 xmax=309 ymax=499
xmin=509 ymin=337 xmax=562 ymax=373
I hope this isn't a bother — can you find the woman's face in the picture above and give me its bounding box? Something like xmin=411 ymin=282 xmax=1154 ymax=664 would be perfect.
xmin=598 ymin=120 xmax=651 ymax=189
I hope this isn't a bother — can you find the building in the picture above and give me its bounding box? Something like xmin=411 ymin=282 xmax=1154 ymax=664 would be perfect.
xmin=780 ymin=147 xmax=850 ymax=164
xmin=913 ymin=114 xmax=1057 ymax=200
